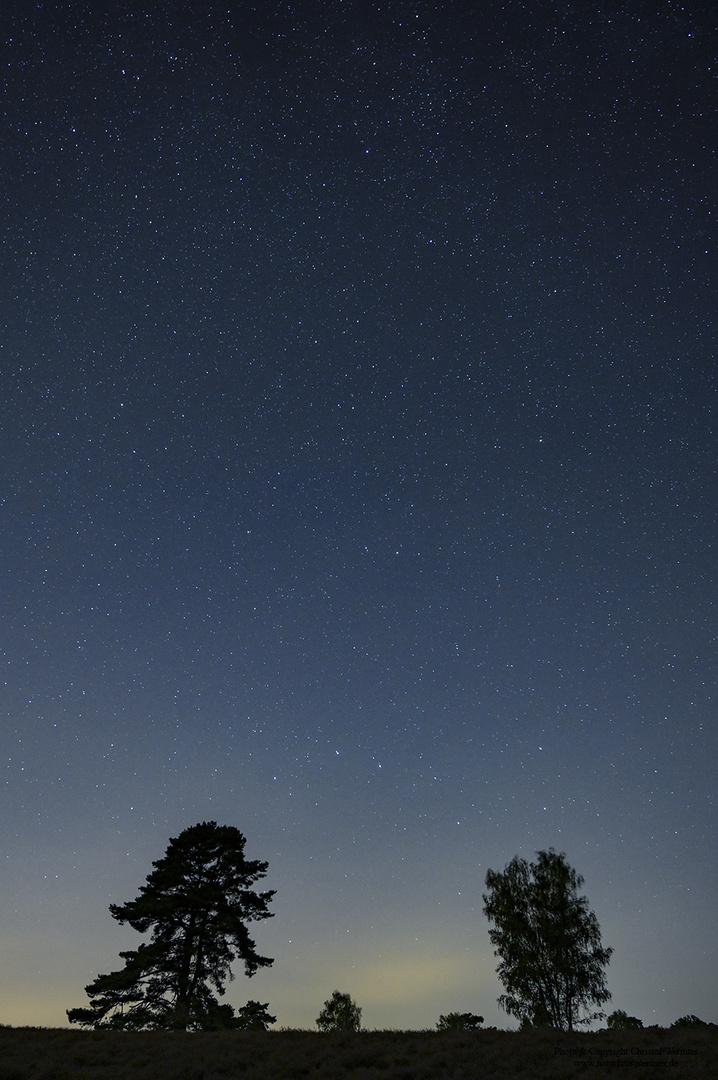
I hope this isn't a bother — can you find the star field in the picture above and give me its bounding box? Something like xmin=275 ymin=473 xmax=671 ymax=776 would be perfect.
xmin=1 ymin=1 xmax=716 ymax=1030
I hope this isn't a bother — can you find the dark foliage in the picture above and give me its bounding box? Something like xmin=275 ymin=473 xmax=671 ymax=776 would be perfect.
xmin=1 ymin=1027 xmax=716 ymax=1080
xmin=483 ymin=848 xmax=613 ymax=1031
xmin=235 ymin=1000 xmax=277 ymax=1030
xmin=316 ymin=990 xmax=363 ymax=1032
xmin=67 ymin=822 xmax=274 ymax=1030
xmin=607 ymin=1009 xmax=643 ymax=1029
xmin=436 ymin=1012 xmax=484 ymax=1030
xmin=671 ymin=1015 xmax=716 ymax=1028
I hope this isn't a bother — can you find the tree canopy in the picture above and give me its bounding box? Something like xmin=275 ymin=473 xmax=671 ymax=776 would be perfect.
xmin=316 ymin=990 xmax=362 ymax=1032
xmin=67 ymin=822 xmax=275 ymax=1030
xmin=482 ymin=848 xmax=612 ymax=1031
xmin=671 ymin=1015 xmax=714 ymax=1029
xmin=607 ymin=1010 xmax=643 ymax=1030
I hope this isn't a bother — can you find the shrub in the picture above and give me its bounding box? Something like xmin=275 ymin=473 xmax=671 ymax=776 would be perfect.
xmin=436 ymin=1012 xmax=484 ymax=1031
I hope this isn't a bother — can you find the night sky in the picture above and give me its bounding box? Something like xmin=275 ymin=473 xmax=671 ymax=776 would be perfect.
xmin=2 ymin=0 xmax=716 ymax=1031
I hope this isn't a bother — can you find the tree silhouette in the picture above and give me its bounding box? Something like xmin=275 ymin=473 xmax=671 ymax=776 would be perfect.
xmin=316 ymin=990 xmax=362 ymax=1032
xmin=436 ymin=1012 xmax=484 ymax=1031
xmin=235 ymin=1000 xmax=277 ymax=1030
xmin=67 ymin=822 xmax=274 ymax=1030
xmin=671 ymin=1015 xmax=713 ymax=1028
xmin=482 ymin=849 xmax=612 ymax=1031
xmin=607 ymin=1009 xmax=643 ymax=1029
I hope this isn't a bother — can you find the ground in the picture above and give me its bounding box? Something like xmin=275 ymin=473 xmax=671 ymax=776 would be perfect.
xmin=0 ymin=1025 xmax=715 ymax=1079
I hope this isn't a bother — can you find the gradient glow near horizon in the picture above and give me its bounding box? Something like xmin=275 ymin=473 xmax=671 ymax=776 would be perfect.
xmin=1 ymin=0 xmax=716 ymax=1031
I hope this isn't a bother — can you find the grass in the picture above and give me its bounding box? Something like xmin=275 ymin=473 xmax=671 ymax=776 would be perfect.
xmin=0 ymin=1025 xmax=715 ymax=1080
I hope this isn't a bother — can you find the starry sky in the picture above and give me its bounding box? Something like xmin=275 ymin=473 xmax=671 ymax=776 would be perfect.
xmin=2 ymin=0 xmax=716 ymax=1031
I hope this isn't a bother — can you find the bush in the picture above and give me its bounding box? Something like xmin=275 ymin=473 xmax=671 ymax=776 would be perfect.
xmin=436 ymin=1012 xmax=484 ymax=1031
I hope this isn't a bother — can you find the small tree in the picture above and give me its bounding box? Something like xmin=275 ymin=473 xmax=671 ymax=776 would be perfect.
xmin=67 ymin=822 xmax=275 ymax=1030
xmin=316 ymin=990 xmax=362 ymax=1032
xmin=482 ymin=849 xmax=612 ymax=1031
xmin=671 ymin=1015 xmax=712 ymax=1028
xmin=436 ymin=1012 xmax=484 ymax=1031
xmin=607 ymin=1010 xmax=643 ymax=1030
xmin=235 ymin=1000 xmax=276 ymax=1030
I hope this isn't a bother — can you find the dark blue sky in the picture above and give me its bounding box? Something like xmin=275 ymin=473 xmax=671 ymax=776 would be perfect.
xmin=2 ymin=0 xmax=716 ymax=1029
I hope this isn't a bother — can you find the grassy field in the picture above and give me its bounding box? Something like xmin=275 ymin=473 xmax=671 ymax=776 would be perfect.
xmin=0 ymin=1025 xmax=715 ymax=1080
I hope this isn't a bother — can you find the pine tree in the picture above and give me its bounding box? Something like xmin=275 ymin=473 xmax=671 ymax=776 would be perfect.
xmin=67 ymin=822 xmax=274 ymax=1030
